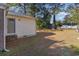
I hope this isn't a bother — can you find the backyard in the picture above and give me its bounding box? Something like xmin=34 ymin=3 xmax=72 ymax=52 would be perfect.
xmin=0 ymin=29 xmax=79 ymax=56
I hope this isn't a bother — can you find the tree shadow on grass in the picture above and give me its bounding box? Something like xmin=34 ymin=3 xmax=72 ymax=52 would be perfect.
xmin=5 ymin=31 xmax=75 ymax=56
xmin=6 ymin=32 xmax=56 ymax=49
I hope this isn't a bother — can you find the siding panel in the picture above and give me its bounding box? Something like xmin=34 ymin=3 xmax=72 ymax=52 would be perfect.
xmin=16 ymin=18 xmax=36 ymax=37
xmin=0 ymin=9 xmax=4 ymax=50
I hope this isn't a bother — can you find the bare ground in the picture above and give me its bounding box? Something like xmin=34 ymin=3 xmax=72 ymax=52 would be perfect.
xmin=5 ymin=29 xmax=78 ymax=56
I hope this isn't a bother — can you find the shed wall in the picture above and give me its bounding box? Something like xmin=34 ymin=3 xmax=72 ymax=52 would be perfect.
xmin=0 ymin=9 xmax=5 ymax=50
xmin=6 ymin=15 xmax=36 ymax=37
xmin=15 ymin=18 xmax=36 ymax=37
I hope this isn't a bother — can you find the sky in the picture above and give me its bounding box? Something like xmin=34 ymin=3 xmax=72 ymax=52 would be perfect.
xmin=56 ymin=12 xmax=68 ymax=21
xmin=50 ymin=12 xmax=68 ymax=24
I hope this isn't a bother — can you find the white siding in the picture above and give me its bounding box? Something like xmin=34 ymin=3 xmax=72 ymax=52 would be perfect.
xmin=15 ymin=18 xmax=36 ymax=37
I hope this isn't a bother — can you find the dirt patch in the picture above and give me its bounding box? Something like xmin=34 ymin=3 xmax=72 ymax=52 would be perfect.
xmin=3 ymin=29 xmax=77 ymax=56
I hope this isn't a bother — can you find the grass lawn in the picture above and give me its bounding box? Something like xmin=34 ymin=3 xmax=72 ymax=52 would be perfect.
xmin=0 ymin=29 xmax=79 ymax=56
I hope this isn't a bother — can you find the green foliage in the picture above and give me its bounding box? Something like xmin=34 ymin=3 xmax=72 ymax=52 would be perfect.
xmin=36 ymin=19 xmax=52 ymax=29
xmin=6 ymin=3 xmax=17 ymax=7
xmin=29 ymin=4 xmax=39 ymax=17
xmin=29 ymin=4 xmax=52 ymax=29
xmin=36 ymin=19 xmax=44 ymax=29
xmin=56 ymin=21 xmax=63 ymax=27
xmin=70 ymin=45 xmax=79 ymax=55
xmin=67 ymin=8 xmax=79 ymax=24
xmin=6 ymin=3 xmax=30 ymax=15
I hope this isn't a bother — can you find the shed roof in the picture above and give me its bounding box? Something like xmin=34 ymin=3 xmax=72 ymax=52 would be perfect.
xmin=7 ymin=11 xmax=34 ymax=20
xmin=7 ymin=13 xmax=35 ymax=20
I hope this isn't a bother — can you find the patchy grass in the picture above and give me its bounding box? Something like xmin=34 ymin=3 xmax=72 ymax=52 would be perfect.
xmin=70 ymin=45 xmax=79 ymax=55
xmin=0 ymin=35 xmax=41 ymax=56
xmin=0 ymin=29 xmax=79 ymax=56
xmin=52 ymin=29 xmax=79 ymax=46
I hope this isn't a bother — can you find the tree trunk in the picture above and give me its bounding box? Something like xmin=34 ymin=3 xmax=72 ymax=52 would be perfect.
xmin=23 ymin=4 xmax=27 ymax=15
xmin=53 ymin=14 xmax=57 ymax=29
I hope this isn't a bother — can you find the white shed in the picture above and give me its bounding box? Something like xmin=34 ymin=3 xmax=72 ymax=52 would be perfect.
xmin=6 ymin=14 xmax=36 ymax=37
xmin=0 ymin=4 xmax=36 ymax=51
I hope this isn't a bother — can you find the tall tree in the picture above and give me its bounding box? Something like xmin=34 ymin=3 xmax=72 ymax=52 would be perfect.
xmin=29 ymin=4 xmax=52 ymax=29
xmin=65 ymin=4 xmax=79 ymax=24
xmin=49 ymin=4 xmax=66 ymax=29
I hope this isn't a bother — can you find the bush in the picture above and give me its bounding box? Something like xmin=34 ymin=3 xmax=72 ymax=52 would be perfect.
xmin=36 ymin=19 xmax=52 ymax=29
xmin=56 ymin=21 xmax=63 ymax=27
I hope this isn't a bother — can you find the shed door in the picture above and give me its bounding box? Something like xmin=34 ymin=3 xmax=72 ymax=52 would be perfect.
xmin=7 ymin=18 xmax=15 ymax=33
